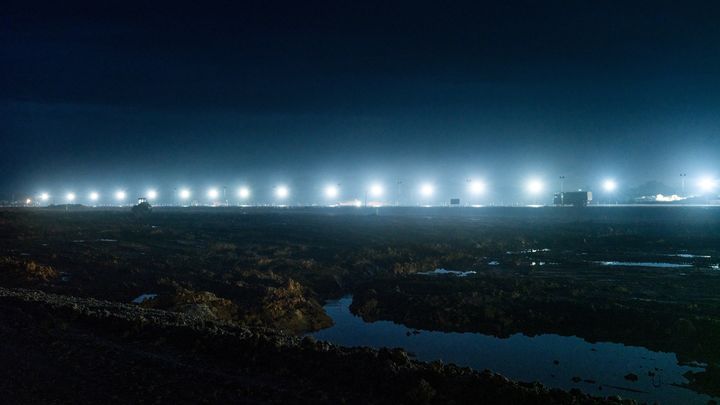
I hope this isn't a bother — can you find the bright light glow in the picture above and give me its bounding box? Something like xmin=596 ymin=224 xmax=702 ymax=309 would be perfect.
xmin=40 ymin=193 xmax=49 ymax=201
xmin=698 ymin=177 xmax=717 ymax=193
xmin=369 ymin=183 xmax=384 ymax=197
xmin=147 ymin=189 xmax=157 ymax=200
xmin=115 ymin=190 xmax=126 ymax=201
xmin=179 ymin=189 xmax=191 ymax=200
xmin=420 ymin=183 xmax=434 ymax=197
xmin=324 ymin=185 xmax=339 ymax=199
xmin=207 ymin=188 xmax=219 ymax=199
xmin=275 ymin=185 xmax=289 ymax=199
xmin=89 ymin=192 xmax=99 ymax=201
xmin=468 ymin=180 xmax=485 ymax=195
xmin=25 ymin=198 xmax=32 ymax=205
xmin=238 ymin=187 xmax=250 ymax=199
xmin=603 ymin=179 xmax=617 ymax=192
xmin=353 ymin=199 xmax=362 ymax=207
xmin=656 ymin=194 xmax=685 ymax=202
xmin=66 ymin=193 xmax=76 ymax=202
xmin=527 ymin=179 xmax=543 ymax=194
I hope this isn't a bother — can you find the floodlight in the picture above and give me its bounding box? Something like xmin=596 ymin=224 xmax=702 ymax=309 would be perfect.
xmin=468 ymin=180 xmax=485 ymax=195
xmin=147 ymin=189 xmax=158 ymax=200
xmin=324 ymin=184 xmax=339 ymax=199
xmin=698 ymin=177 xmax=716 ymax=193
xmin=207 ymin=188 xmax=219 ymax=199
xmin=179 ymin=188 xmax=191 ymax=200
xmin=603 ymin=179 xmax=617 ymax=192
xmin=369 ymin=183 xmax=384 ymax=197
xmin=115 ymin=190 xmax=126 ymax=201
xmin=276 ymin=185 xmax=289 ymax=199
xmin=66 ymin=193 xmax=76 ymax=202
xmin=238 ymin=187 xmax=250 ymax=199
xmin=527 ymin=179 xmax=543 ymax=194
xmin=89 ymin=192 xmax=99 ymax=201
xmin=420 ymin=183 xmax=434 ymax=197
xmin=25 ymin=198 xmax=32 ymax=205
xmin=40 ymin=193 xmax=49 ymax=201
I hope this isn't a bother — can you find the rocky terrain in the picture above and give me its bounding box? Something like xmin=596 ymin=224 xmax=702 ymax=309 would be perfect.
xmin=0 ymin=286 xmax=625 ymax=404
xmin=1 ymin=206 xmax=719 ymax=402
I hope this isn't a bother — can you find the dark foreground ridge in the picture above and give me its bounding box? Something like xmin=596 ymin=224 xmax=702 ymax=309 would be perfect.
xmin=0 ymin=287 xmax=629 ymax=404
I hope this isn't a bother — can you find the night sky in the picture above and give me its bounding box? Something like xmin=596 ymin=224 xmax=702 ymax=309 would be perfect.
xmin=2 ymin=1 xmax=720 ymax=202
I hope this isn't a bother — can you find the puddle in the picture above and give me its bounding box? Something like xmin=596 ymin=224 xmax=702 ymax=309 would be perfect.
xmin=312 ymin=297 xmax=715 ymax=404
xmin=665 ymin=254 xmax=711 ymax=259
xmin=488 ymin=261 xmax=500 ymax=266
xmin=594 ymin=261 xmax=693 ymax=268
xmin=131 ymin=294 xmax=157 ymax=304
xmin=506 ymin=248 xmax=551 ymax=255
xmin=417 ymin=268 xmax=477 ymax=277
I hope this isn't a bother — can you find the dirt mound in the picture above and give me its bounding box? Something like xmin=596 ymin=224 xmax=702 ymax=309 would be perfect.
xmin=256 ymin=279 xmax=333 ymax=332
xmin=0 ymin=257 xmax=58 ymax=285
xmin=140 ymin=289 xmax=240 ymax=323
xmin=0 ymin=287 xmax=629 ymax=404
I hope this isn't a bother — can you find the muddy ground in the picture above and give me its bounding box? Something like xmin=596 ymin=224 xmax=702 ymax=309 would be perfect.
xmin=1 ymin=206 xmax=720 ymax=402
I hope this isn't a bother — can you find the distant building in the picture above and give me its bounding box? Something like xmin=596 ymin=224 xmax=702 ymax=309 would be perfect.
xmin=450 ymin=198 xmax=460 ymax=206
xmin=554 ymin=191 xmax=592 ymax=207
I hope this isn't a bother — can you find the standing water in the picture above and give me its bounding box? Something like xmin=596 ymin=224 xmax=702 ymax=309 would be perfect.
xmin=312 ymin=297 xmax=715 ymax=404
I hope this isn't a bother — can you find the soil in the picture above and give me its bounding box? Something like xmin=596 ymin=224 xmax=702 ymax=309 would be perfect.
xmin=2 ymin=206 xmax=720 ymax=402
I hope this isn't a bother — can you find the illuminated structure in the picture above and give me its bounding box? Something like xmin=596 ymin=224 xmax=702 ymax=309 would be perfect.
xmin=22 ymin=172 xmax=720 ymax=208
xmin=554 ymin=191 xmax=592 ymax=207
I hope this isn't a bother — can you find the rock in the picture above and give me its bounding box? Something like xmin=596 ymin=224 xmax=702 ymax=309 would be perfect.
xmin=257 ymin=279 xmax=333 ymax=332
xmin=406 ymin=378 xmax=436 ymax=403
xmin=624 ymin=373 xmax=638 ymax=382
xmin=0 ymin=257 xmax=59 ymax=285
xmin=142 ymin=289 xmax=239 ymax=323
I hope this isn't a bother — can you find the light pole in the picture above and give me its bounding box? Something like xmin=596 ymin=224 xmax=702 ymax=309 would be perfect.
xmin=396 ymin=180 xmax=403 ymax=206
xmin=680 ymin=173 xmax=687 ymax=196
xmin=559 ymin=175 xmax=566 ymax=206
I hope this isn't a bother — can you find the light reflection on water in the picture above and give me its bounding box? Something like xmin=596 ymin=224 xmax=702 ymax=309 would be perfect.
xmin=312 ymin=296 xmax=715 ymax=404
xmin=595 ymin=261 xmax=693 ymax=268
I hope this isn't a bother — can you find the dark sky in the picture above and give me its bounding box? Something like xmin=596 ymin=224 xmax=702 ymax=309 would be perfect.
xmin=2 ymin=1 xmax=720 ymax=202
